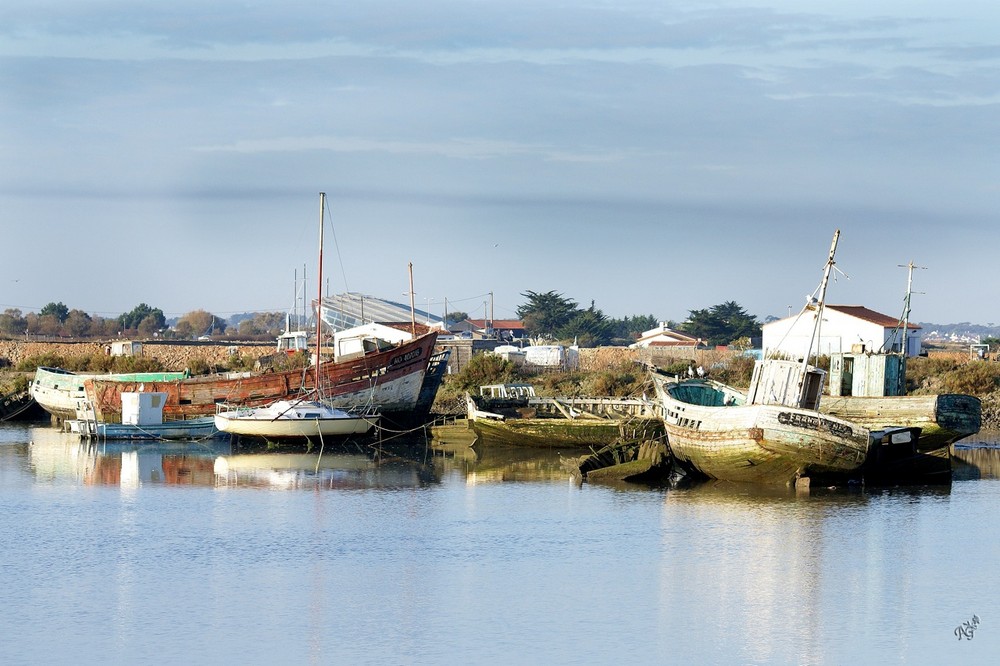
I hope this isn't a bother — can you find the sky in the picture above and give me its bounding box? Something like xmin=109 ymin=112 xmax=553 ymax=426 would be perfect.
xmin=1 ymin=0 xmax=998 ymax=327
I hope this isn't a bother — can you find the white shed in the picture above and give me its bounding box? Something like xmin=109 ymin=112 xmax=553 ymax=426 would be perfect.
xmin=110 ymin=340 xmax=143 ymax=357
xmin=762 ymin=305 xmax=921 ymax=360
xmin=522 ymin=345 xmax=579 ymax=370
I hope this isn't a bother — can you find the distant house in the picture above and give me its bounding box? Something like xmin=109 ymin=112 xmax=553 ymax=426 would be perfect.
xmin=630 ymin=323 xmax=703 ymax=350
xmin=762 ymin=305 xmax=921 ymax=359
xmin=465 ymin=319 xmax=526 ymax=341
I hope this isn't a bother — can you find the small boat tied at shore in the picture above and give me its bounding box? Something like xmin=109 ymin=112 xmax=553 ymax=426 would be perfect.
xmin=67 ymin=391 xmax=221 ymax=441
xmin=214 ymin=396 xmax=378 ymax=440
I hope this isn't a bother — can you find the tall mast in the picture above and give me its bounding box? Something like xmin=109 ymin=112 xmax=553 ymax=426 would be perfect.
xmin=316 ymin=193 xmax=326 ymax=377
xmin=898 ymin=261 xmax=926 ymax=356
xmin=803 ymin=229 xmax=840 ymax=375
xmin=408 ymin=262 xmax=416 ymax=337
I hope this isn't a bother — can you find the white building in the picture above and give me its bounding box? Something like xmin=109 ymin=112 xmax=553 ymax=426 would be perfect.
xmin=762 ymin=305 xmax=921 ymax=360
xmin=630 ymin=323 xmax=703 ymax=349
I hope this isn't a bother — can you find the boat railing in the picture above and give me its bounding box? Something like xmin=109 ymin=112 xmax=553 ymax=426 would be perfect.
xmin=215 ymin=402 xmax=257 ymax=418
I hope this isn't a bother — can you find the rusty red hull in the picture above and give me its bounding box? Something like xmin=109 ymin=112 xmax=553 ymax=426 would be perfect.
xmin=86 ymin=332 xmax=439 ymax=425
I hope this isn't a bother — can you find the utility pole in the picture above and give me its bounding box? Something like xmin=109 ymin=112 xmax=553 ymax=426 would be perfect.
xmin=898 ymin=261 xmax=927 ymax=356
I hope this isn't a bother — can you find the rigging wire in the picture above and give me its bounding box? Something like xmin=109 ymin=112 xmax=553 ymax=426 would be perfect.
xmin=323 ymin=198 xmax=351 ymax=295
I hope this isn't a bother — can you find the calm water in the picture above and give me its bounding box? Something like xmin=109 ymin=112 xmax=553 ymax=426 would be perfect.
xmin=2 ymin=421 xmax=999 ymax=665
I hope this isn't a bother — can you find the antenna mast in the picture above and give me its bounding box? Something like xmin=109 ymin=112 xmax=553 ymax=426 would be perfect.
xmin=898 ymin=261 xmax=927 ymax=356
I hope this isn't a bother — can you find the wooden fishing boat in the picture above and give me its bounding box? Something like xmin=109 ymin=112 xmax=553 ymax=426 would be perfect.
xmin=650 ymin=369 xmax=875 ymax=485
xmin=466 ymin=383 xmax=663 ymax=448
xmin=1 ymin=387 xmax=36 ymax=421
xmin=31 ymin=367 xmax=189 ymax=421
xmin=820 ymin=393 xmax=981 ymax=451
xmin=649 ymin=231 xmax=916 ymax=486
xmin=813 ymin=260 xmax=982 ymax=482
xmin=85 ymin=328 xmax=439 ymax=427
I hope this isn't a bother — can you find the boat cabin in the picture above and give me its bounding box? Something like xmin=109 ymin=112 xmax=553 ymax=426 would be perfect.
xmin=121 ymin=392 xmax=168 ymax=426
xmin=747 ymin=359 xmax=827 ymax=410
xmin=332 ymin=322 xmax=412 ymax=362
xmin=828 ymin=349 xmax=905 ymax=397
xmin=276 ymin=330 xmax=309 ymax=355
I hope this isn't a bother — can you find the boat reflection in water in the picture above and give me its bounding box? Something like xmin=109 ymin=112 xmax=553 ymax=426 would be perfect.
xmin=26 ymin=425 xmax=438 ymax=490
xmin=213 ymin=451 xmax=437 ymax=490
xmin=952 ymin=431 xmax=1000 ymax=480
xmin=429 ymin=431 xmax=578 ymax=485
xmin=28 ymin=426 xmax=229 ymax=487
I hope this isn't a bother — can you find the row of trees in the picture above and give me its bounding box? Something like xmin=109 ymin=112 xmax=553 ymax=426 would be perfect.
xmin=2 ymin=293 xmax=762 ymax=348
xmin=516 ymin=290 xmax=761 ymax=347
xmin=515 ymin=290 xmax=660 ymax=347
xmin=0 ymin=303 xmax=287 ymax=341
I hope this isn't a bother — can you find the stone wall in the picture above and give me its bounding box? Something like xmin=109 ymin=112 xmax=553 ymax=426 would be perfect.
xmin=0 ymin=340 xmax=272 ymax=372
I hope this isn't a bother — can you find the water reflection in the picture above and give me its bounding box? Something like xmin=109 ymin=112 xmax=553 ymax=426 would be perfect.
xmin=23 ymin=425 xmax=439 ymax=490
xmin=659 ymin=477 xmax=953 ymax=663
xmin=16 ymin=422 xmax=1000 ymax=492
xmin=953 ymin=445 xmax=1000 ymax=480
xmin=430 ymin=440 xmax=578 ymax=484
xmin=214 ymin=451 xmax=438 ymax=490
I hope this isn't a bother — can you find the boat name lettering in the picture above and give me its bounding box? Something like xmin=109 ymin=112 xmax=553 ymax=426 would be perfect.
xmin=777 ymin=412 xmax=853 ymax=437
xmin=389 ymin=348 xmax=424 ymax=369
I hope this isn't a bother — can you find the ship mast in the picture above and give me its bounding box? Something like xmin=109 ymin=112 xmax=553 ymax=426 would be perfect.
xmin=316 ymin=192 xmax=326 ymax=384
xmin=802 ymin=229 xmax=840 ymax=376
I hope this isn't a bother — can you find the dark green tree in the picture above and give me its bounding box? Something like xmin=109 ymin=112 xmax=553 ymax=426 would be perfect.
xmin=557 ymin=302 xmax=614 ymax=347
xmin=516 ymin=291 xmax=579 ymax=338
xmin=610 ymin=314 xmax=659 ymax=342
xmin=39 ymin=302 xmax=69 ymax=322
xmin=119 ymin=303 xmax=165 ymax=332
xmin=444 ymin=311 xmax=469 ymax=325
xmin=680 ymin=301 xmax=760 ymax=347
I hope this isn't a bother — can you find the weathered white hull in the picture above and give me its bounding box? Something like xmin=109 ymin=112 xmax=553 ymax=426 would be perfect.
xmin=651 ymin=374 xmax=871 ymax=485
xmin=820 ymin=393 xmax=981 ymax=451
xmin=31 ymin=367 xmax=188 ymax=421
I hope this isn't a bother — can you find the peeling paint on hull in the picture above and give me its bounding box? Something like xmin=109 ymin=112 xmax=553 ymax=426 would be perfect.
xmin=652 ymin=374 xmax=870 ymax=485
